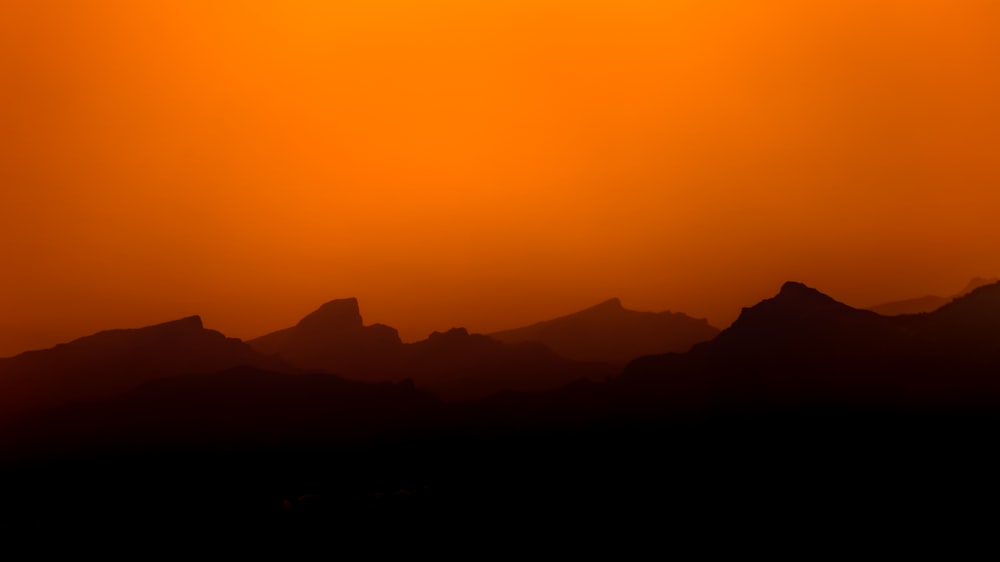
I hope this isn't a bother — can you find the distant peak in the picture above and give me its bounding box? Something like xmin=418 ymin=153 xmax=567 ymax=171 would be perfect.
xmin=772 ymin=281 xmax=843 ymax=305
xmin=726 ymin=281 xmax=865 ymax=331
xmin=297 ymin=298 xmax=363 ymax=330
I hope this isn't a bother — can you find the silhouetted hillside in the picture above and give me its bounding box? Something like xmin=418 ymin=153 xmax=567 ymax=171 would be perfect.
xmin=4 ymin=283 xmax=1000 ymax=535
xmin=0 ymin=316 xmax=286 ymax=423
xmin=620 ymin=280 xmax=1000 ymax=412
xmin=490 ymin=297 xmax=718 ymax=364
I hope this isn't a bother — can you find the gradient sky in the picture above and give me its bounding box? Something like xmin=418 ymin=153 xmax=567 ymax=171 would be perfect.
xmin=2 ymin=0 xmax=999 ymax=356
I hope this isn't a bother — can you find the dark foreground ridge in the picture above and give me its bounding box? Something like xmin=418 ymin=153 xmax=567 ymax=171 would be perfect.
xmin=3 ymin=281 xmax=1000 ymax=539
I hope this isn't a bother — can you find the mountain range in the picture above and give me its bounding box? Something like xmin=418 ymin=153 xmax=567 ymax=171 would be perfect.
xmin=246 ymin=297 xmax=617 ymax=399
xmin=0 ymin=315 xmax=288 ymax=423
xmin=619 ymin=280 xmax=1000 ymax=413
xmin=489 ymin=297 xmax=718 ymax=364
xmin=6 ymin=281 xmax=1000 ymax=424
xmin=4 ymin=280 xmax=1000 ymax=532
xmin=0 ymin=295 xmax=713 ymax=414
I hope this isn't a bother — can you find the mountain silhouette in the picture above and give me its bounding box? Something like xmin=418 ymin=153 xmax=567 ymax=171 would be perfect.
xmin=248 ymin=298 xmax=402 ymax=377
xmin=489 ymin=297 xmax=718 ymax=364
xmin=0 ymin=316 xmax=285 ymax=423
xmin=620 ymin=280 xmax=1000 ymax=411
xmin=869 ymin=276 xmax=999 ymax=315
xmin=248 ymin=298 xmax=614 ymax=400
xmin=5 ymin=283 xmax=1000 ymax=532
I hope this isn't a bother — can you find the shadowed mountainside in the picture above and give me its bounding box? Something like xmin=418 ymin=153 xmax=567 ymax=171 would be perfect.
xmin=248 ymin=298 xmax=614 ymax=400
xmin=869 ymin=276 xmax=999 ymax=315
xmin=489 ymin=297 xmax=718 ymax=364
xmin=3 ymin=365 xmax=437 ymax=461
xmin=618 ymin=280 xmax=1000 ymax=412
xmin=0 ymin=316 xmax=288 ymax=423
xmin=4 ymin=282 xmax=1000 ymax=534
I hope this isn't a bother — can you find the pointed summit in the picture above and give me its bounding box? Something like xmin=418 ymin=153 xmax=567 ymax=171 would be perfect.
xmin=706 ymin=282 xmax=885 ymax=362
xmin=297 ymin=298 xmax=363 ymax=330
xmin=767 ymin=281 xmax=846 ymax=310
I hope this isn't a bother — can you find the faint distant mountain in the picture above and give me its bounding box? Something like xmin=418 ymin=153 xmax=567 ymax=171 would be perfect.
xmin=870 ymin=295 xmax=950 ymax=316
xmin=490 ymin=298 xmax=718 ymax=364
xmin=620 ymin=280 xmax=1000 ymax=411
xmin=870 ymin=276 xmax=999 ymax=315
xmin=248 ymin=298 xmax=613 ymax=400
xmin=0 ymin=316 xmax=284 ymax=423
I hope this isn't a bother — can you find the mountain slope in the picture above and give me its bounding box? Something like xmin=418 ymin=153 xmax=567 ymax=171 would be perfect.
xmin=490 ymin=297 xmax=718 ymax=364
xmin=620 ymin=280 xmax=1000 ymax=410
xmin=0 ymin=316 xmax=283 ymax=422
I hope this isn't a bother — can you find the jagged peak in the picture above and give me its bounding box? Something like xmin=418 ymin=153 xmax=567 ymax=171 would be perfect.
xmin=730 ymin=281 xmax=858 ymax=327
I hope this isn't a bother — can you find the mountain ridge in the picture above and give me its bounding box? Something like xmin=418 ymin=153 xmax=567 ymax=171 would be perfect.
xmin=620 ymin=279 xmax=1000 ymax=410
xmin=247 ymin=298 xmax=615 ymax=400
xmin=490 ymin=296 xmax=719 ymax=364
xmin=0 ymin=314 xmax=287 ymax=422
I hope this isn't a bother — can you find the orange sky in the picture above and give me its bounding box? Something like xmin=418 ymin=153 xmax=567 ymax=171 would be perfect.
xmin=2 ymin=0 xmax=999 ymax=357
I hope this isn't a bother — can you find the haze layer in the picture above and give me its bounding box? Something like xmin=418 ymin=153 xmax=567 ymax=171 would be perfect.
xmin=2 ymin=0 xmax=998 ymax=356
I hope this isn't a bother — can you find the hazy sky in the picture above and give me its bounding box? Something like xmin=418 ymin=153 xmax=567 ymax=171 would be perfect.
xmin=2 ymin=0 xmax=999 ymax=356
